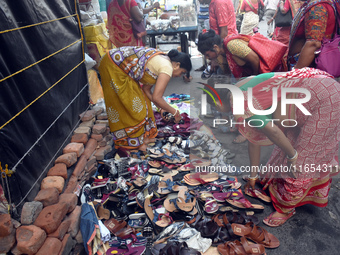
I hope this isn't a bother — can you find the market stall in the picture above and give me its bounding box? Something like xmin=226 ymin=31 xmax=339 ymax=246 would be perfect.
xmin=146 ymin=0 xmax=198 ymax=53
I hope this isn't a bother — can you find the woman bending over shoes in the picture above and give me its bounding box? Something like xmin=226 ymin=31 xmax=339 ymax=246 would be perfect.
xmin=216 ymin=68 xmax=340 ymax=227
xmin=98 ymin=47 xmax=192 ymax=151
xmin=197 ymin=29 xmax=287 ymax=78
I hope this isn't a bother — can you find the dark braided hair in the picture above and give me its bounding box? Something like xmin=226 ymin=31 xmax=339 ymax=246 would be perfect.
xmin=197 ymin=29 xmax=222 ymax=55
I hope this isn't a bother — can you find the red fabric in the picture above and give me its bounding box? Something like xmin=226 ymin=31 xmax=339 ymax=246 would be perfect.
xmin=235 ymin=68 xmax=340 ymax=212
xmin=293 ymin=2 xmax=336 ymax=42
xmin=209 ymin=0 xmax=238 ymax=36
xmin=107 ymin=0 xmax=143 ymax=47
xmin=223 ymin=33 xmax=287 ymax=78
xmin=241 ymin=0 xmax=263 ymax=13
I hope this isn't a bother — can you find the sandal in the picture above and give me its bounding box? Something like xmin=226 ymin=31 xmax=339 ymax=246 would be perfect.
xmin=176 ymin=189 xmax=196 ymax=212
xmin=204 ymin=197 xmax=219 ymax=214
xmin=128 ymin=217 xmax=149 ymax=228
xmin=106 ymin=241 xmax=146 ymax=255
xmin=155 ymin=212 xmax=173 ymax=228
xmin=225 ymin=190 xmax=264 ymax=213
xmin=244 ymin=187 xmax=272 ymax=203
xmin=217 ymin=236 xmax=266 ymax=255
xmin=263 ymin=210 xmax=296 ymax=227
xmin=231 ymin=222 xmax=280 ymax=248
xmin=183 ymin=172 xmax=219 ymax=186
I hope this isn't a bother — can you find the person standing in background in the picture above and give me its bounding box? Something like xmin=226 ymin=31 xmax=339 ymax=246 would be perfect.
xmin=198 ymin=0 xmax=238 ymax=74
xmin=238 ymin=0 xmax=265 ymax=35
xmin=264 ymin=0 xmax=279 ymax=37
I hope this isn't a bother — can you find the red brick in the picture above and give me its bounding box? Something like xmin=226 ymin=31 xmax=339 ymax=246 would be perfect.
xmin=103 ymin=126 xmax=110 ymax=136
xmin=0 ymin=213 xmax=13 ymax=237
xmin=16 ymin=225 xmax=46 ymax=254
xmin=86 ymin=156 xmax=97 ymax=169
xmin=63 ymin=175 xmax=79 ymax=194
xmin=59 ymin=193 xmax=78 ymax=214
xmin=21 ymin=201 xmax=44 ymax=225
xmin=55 ymin=152 xmax=78 ymax=167
xmin=74 ymin=126 xmax=91 ymax=136
xmin=66 ymin=206 xmax=81 ymax=238
xmin=72 ymin=155 xmax=87 ymax=179
xmin=82 ymin=138 xmax=98 ymax=159
xmin=91 ymin=133 xmax=103 ymax=141
xmin=97 ymin=112 xmax=108 ymax=120
xmin=92 ymin=106 xmax=103 ymax=115
xmin=71 ymin=133 xmax=89 ymax=145
xmin=0 ymin=227 xmax=15 ymax=253
xmin=79 ymin=110 xmax=95 ymax=121
xmin=92 ymin=124 xmax=106 ymax=134
xmin=34 ymin=203 xmax=68 ymax=234
xmin=63 ymin=142 xmax=85 ymax=157
xmin=96 ymin=119 xmax=109 ymax=126
xmin=34 ymin=187 xmax=59 ymax=207
xmin=36 ymin=237 xmax=62 ymax=255
xmin=98 ymin=139 xmax=107 ymax=147
xmin=10 ymin=244 xmax=21 ymax=255
xmin=59 ymin=233 xmax=76 ymax=255
xmin=48 ymin=220 xmax=71 ymax=240
xmin=78 ymin=119 xmax=95 ymax=128
xmin=47 ymin=163 xmax=68 ymax=180
xmin=94 ymin=145 xmax=113 ymax=160
xmin=41 ymin=176 xmax=65 ymax=194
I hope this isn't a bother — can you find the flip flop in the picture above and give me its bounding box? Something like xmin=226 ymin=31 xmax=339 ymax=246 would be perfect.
xmin=155 ymin=213 xmax=173 ymax=228
xmin=231 ymin=222 xmax=280 ymax=248
xmin=263 ymin=210 xmax=296 ymax=227
xmin=184 ymin=172 xmax=219 ymax=186
xmin=204 ymin=197 xmax=219 ymax=214
xmin=176 ymin=189 xmax=196 ymax=212
xmin=244 ymin=187 xmax=272 ymax=203
xmin=225 ymin=190 xmax=264 ymax=213
xmin=148 ymin=160 xmax=162 ymax=168
xmin=178 ymin=162 xmax=195 ymax=172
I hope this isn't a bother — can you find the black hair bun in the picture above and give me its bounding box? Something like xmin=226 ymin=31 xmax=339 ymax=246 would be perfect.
xmin=168 ymin=49 xmax=179 ymax=57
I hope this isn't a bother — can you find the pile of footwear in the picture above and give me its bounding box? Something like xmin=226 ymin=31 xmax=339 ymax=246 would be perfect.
xmin=80 ymin=132 xmax=279 ymax=254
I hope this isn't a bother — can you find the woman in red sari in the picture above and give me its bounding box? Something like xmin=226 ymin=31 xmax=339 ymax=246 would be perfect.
xmin=197 ymin=29 xmax=287 ymax=78
xmin=107 ymin=0 xmax=144 ymax=47
xmin=219 ymin=68 xmax=340 ymax=227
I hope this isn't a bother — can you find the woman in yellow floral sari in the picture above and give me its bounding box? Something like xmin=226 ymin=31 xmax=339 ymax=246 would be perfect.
xmin=98 ymin=46 xmax=192 ymax=150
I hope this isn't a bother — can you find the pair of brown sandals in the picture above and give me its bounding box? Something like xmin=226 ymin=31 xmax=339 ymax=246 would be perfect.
xmin=217 ymin=221 xmax=280 ymax=255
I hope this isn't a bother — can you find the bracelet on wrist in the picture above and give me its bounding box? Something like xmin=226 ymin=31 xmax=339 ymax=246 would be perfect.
xmin=287 ymin=150 xmax=298 ymax=160
xmin=248 ymin=174 xmax=259 ymax=181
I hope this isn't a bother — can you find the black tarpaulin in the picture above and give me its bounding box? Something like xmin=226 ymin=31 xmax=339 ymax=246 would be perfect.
xmin=0 ymin=0 xmax=89 ymax=208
